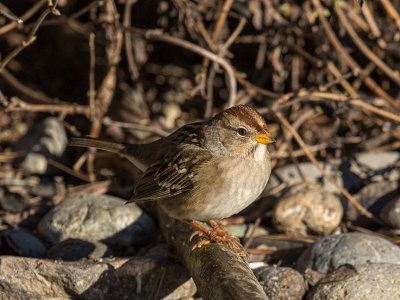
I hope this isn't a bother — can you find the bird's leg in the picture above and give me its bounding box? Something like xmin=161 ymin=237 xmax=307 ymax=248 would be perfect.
xmin=185 ymin=220 xmax=244 ymax=252
xmin=208 ymin=220 xmax=244 ymax=250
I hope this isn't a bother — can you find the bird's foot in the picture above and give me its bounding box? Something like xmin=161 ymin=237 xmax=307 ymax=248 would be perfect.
xmin=186 ymin=220 xmax=245 ymax=253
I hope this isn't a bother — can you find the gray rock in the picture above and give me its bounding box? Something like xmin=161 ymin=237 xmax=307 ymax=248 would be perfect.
xmin=0 ymin=187 xmax=26 ymax=213
xmin=380 ymin=195 xmax=400 ymax=228
xmin=346 ymin=181 xmax=399 ymax=224
xmin=14 ymin=117 xmax=68 ymax=174
xmin=254 ymin=266 xmax=307 ymax=300
xmin=273 ymin=183 xmax=343 ymax=236
xmin=38 ymin=193 xmax=156 ymax=247
xmin=0 ymin=244 xmax=173 ymax=299
xmin=355 ymin=151 xmax=400 ymax=180
xmin=4 ymin=228 xmax=46 ymax=258
xmin=297 ymin=232 xmax=400 ymax=273
xmin=307 ymin=263 xmax=400 ymax=300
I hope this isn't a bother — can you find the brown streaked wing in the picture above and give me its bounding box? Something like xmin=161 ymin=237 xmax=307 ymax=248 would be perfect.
xmin=133 ymin=148 xmax=210 ymax=201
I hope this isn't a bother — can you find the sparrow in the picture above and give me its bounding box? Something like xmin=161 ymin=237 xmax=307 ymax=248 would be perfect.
xmin=69 ymin=105 xmax=275 ymax=250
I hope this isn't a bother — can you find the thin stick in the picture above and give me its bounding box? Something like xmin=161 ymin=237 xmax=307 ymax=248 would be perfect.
xmin=205 ymin=65 xmax=217 ymax=118
xmin=349 ymin=99 xmax=400 ymax=123
xmin=243 ymin=217 xmax=261 ymax=251
xmin=123 ymin=0 xmax=140 ymax=82
xmin=88 ymin=32 xmax=96 ymax=116
xmin=326 ymin=61 xmax=359 ymax=97
xmin=48 ymin=159 xmax=91 ymax=182
xmin=152 ymin=267 xmax=166 ymax=300
xmin=5 ymin=97 xmax=90 ymax=117
xmin=218 ymin=17 xmax=247 ymax=59
xmin=360 ymin=1 xmax=381 ymax=38
xmin=284 ymin=127 xmax=307 ymax=183
xmin=196 ymin=21 xmax=218 ymax=52
xmin=273 ymin=108 xmax=315 ymax=157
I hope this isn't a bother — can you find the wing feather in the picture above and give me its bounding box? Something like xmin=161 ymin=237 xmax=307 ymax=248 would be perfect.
xmin=133 ymin=147 xmax=210 ymax=201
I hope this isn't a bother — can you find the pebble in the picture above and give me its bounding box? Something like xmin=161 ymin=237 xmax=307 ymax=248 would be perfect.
xmin=380 ymin=195 xmax=400 ymax=228
xmin=273 ymin=183 xmax=343 ymax=236
xmin=14 ymin=117 xmax=67 ymax=175
xmin=297 ymin=232 xmax=400 ymax=273
xmin=346 ymin=180 xmax=399 ymax=226
xmin=0 ymin=187 xmax=26 ymax=213
xmin=254 ymin=266 xmax=306 ymax=300
xmin=38 ymin=193 xmax=156 ymax=247
xmin=307 ymin=263 xmax=400 ymax=299
xmin=4 ymin=227 xmax=46 ymax=258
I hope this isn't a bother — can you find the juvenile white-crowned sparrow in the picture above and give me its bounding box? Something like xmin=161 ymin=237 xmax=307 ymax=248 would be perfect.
xmin=69 ymin=105 xmax=275 ymax=250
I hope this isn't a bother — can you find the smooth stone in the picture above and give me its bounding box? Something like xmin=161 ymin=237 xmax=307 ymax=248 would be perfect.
xmin=297 ymin=232 xmax=400 ymax=273
xmin=46 ymin=239 xmax=111 ymax=261
xmin=4 ymin=227 xmax=46 ymax=258
xmin=254 ymin=266 xmax=307 ymax=300
xmin=14 ymin=117 xmax=68 ymax=175
xmin=380 ymin=195 xmax=400 ymax=228
xmin=346 ymin=181 xmax=399 ymax=225
xmin=0 ymin=187 xmax=26 ymax=213
xmin=307 ymin=263 xmax=400 ymax=299
xmin=38 ymin=193 xmax=156 ymax=247
xmin=355 ymin=151 xmax=400 ymax=175
xmin=273 ymin=183 xmax=343 ymax=236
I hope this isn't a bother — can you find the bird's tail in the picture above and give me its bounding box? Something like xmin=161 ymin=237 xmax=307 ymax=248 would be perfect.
xmin=68 ymin=137 xmax=126 ymax=154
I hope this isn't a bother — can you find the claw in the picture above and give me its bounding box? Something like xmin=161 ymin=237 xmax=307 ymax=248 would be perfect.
xmin=185 ymin=220 xmax=246 ymax=253
xmin=189 ymin=231 xmax=199 ymax=242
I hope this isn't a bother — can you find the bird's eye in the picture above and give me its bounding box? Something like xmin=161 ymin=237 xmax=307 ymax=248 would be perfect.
xmin=237 ymin=127 xmax=247 ymax=136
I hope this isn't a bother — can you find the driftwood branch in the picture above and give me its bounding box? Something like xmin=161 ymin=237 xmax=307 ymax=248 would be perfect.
xmin=157 ymin=208 xmax=267 ymax=300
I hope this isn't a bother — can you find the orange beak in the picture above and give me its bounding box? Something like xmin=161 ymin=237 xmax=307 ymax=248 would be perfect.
xmin=254 ymin=130 xmax=275 ymax=144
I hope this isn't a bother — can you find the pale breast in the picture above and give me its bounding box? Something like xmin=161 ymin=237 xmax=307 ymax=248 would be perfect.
xmin=178 ymin=145 xmax=271 ymax=221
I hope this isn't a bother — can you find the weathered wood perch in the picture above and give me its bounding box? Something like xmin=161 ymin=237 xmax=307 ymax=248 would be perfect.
xmin=157 ymin=208 xmax=268 ymax=300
